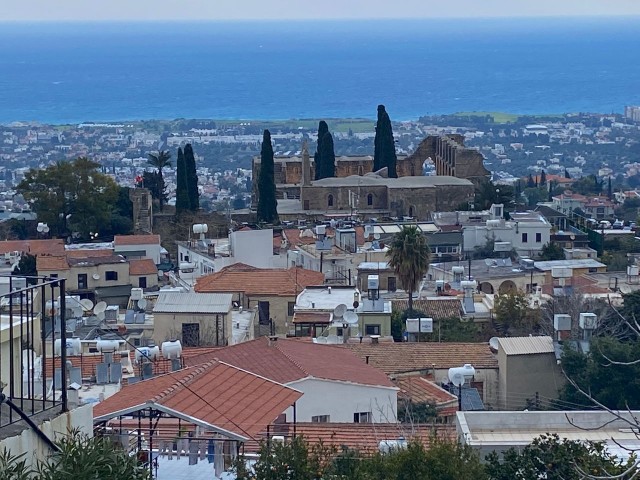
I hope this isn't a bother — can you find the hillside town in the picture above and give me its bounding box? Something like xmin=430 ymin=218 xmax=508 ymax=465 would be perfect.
xmin=2 ymin=104 xmax=640 ymax=479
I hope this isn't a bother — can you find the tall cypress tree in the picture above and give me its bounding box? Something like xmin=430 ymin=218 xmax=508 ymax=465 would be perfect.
xmin=320 ymin=132 xmax=336 ymax=179
xmin=257 ymin=130 xmax=279 ymax=224
xmin=184 ymin=143 xmax=199 ymax=211
xmin=373 ymin=105 xmax=397 ymax=177
xmin=314 ymin=121 xmax=329 ymax=180
xmin=540 ymin=170 xmax=547 ymax=186
xmin=175 ymin=147 xmax=190 ymax=214
xmin=607 ymin=176 xmax=613 ymax=200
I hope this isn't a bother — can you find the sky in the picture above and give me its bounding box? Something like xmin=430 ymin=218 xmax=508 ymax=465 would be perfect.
xmin=2 ymin=0 xmax=640 ymax=22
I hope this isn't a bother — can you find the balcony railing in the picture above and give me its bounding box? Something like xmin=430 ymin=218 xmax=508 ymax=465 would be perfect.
xmin=0 ymin=275 xmax=67 ymax=429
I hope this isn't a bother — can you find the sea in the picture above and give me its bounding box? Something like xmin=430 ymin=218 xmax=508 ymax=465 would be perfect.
xmin=0 ymin=17 xmax=639 ymax=124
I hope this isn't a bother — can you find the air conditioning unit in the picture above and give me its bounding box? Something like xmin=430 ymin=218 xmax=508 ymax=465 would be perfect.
xmin=104 ymin=305 xmax=119 ymax=323
xmin=553 ymin=314 xmax=571 ymax=331
xmin=579 ymin=313 xmax=598 ymax=330
xmin=315 ymin=225 xmax=326 ymax=237
xmin=367 ymin=275 xmax=379 ymax=290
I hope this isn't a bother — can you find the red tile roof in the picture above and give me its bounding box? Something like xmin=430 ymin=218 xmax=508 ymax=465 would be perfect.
xmin=114 ymin=234 xmax=160 ymax=246
xmin=185 ymin=337 xmax=394 ymax=388
xmin=36 ymin=255 xmax=70 ymax=271
xmin=129 ymin=258 xmax=158 ymax=276
xmin=392 ymin=299 xmax=463 ymax=320
xmin=293 ymin=312 xmax=331 ymax=324
xmin=393 ymin=376 xmax=458 ymax=413
xmin=93 ymin=361 xmax=302 ymax=439
xmin=346 ymin=342 xmax=498 ymax=374
xmin=0 ymin=239 xmax=65 ymax=256
xmin=194 ymin=264 xmax=325 ymax=296
xmin=66 ymin=249 xmax=114 ymax=258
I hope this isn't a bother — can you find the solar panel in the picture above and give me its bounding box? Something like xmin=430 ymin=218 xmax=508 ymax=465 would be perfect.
xmin=505 ymin=258 xmax=513 ymax=267
xmin=461 ymin=387 xmax=485 ymax=411
xmin=96 ymin=363 xmax=109 ymax=384
xmin=69 ymin=367 xmax=82 ymax=386
xmin=109 ymin=363 xmax=122 ymax=384
xmin=135 ymin=312 xmax=146 ymax=324
xmin=124 ymin=310 xmax=135 ymax=324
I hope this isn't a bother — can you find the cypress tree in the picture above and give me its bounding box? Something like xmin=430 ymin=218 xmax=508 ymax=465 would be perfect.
xmin=373 ymin=105 xmax=397 ymax=177
xmin=540 ymin=170 xmax=546 ymax=186
xmin=527 ymin=173 xmax=535 ymax=188
xmin=320 ymin=131 xmax=336 ymax=179
xmin=608 ymin=177 xmax=613 ymax=200
xmin=184 ymin=143 xmax=199 ymax=211
xmin=564 ymin=168 xmax=571 ymax=179
xmin=175 ymin=147 xmax=190 ymax=214
xmin=314 ymin=121 xmax=329 ymax=180
xmin=257 ymin=130 xmax=279 ymax=224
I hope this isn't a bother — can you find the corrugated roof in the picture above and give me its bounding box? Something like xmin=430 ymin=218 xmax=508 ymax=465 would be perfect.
xmin=534 ymin=259 xmax=606 ymax=271
xmin=185 ymin=337 xmax=395 ymax=388
xmin=153 ymin=292 xmax=232 ymax=314
xmin=114 ymin=234 xmax=161 ymax=246
xmin=497 ymin=336 xmax=555 ymax=356
xmin=195 ymin=264 xmax=325 ymax=296
xmin=347 ymin=342 xmax=497 ymax=374
xmin=93 ymin=361 xmax=302 ymax=439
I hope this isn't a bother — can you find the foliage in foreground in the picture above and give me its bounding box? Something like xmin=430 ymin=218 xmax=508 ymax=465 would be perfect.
xmin=0 ymin=431 xmax=150 ymax=480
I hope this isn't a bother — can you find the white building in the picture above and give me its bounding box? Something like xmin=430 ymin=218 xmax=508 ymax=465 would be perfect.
xmin=114 ymin=234 xmax=162 ymax=265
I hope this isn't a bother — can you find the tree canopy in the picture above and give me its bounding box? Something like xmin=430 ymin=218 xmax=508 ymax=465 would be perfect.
xmin=184 ymin=143 xmax=200 ymax=211
xmin=17 ymin=158 xmax=124 ymax=240
xmin=146 ymin=149 xmax=171 ymax=211
xmin=175 ymin=147 xmax=190 ymax=214
xmin=373 ymin=104 xmax=398 ymax=178
xmin=313 ymin=121 xmax=336 ymax=180
xmin=387 ymin=225 xmax=431 ymax=312
xmin=256 ymin=130 xmax=279 ymax=224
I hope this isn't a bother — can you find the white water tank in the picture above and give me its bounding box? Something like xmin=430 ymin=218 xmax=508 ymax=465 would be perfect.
xmin=579 ymin=313 xmax=598 ymax=330
xmin=135 ymin=346 xmax=159 ymax=363
xmin=97 ymin=339 xmax=121 ymax=353
xmin=448 ymin=364 xmax=476 ymax=385
xmin=553 ymin=314 xmax=572 ymax=331
xmin=367 ymin=275 xmax=379 ymax=290
xmin=161 ymin=340 xmax=183 ymax=359
xmin=192 ymin=224 xmax=209 ymax=235
xmin=130 ymin=288 xmax=143 ymax=301
xmin=54 ymin=338 xmax=82 ymax=356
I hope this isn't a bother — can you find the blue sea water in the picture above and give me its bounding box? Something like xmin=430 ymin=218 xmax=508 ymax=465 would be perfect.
xmin=0 ymin=17 xmax=639 ymax=124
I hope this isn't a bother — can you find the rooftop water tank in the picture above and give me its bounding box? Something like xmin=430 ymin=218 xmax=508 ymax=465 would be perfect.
xmin=161 ymin=340 xmax=183 ymax=360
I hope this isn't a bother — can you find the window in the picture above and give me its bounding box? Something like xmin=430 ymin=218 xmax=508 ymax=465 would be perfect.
xmin=588 ymin=267 xmax=598 ymax=273
xmin=105 ymin=271 xmax=118 ymax=281
xmin=365 ymin=324 xmax=381 ymax=336
xmin=181 ymin=323 xmax=200 ymax=347
xmin=367 ymin=193 xmax=373 ymax=206
xmin=184 ymin=255 xmax=190 ymax=263
xmin=327 ymin=194 xmax=334 ymax=207
xmin=138 ymin=277 xmax=147 ymax=288
xmin=354 ymin=412 xmax=371 ymax=423
xmin=77 ymin=274 xmax=87 ymax=290
xmin=311 ymin=415 xmax=330 ymax=423
xmin=288 ymin=302 xmax=295 ymax=317
xmin=535 ymin=233 xmax=542 ymax=243
xmin=521 ymin=232 xmax=528 ymax=243
xmin=387 ymin=277 xmax=396 ymax=292
xmin=49 ymin=273 xmax=58 ymax=279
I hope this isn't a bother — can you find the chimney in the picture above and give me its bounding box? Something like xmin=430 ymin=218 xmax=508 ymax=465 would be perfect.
xmin=365 ymin=355 xmax=370 ymax=365
xmin=328 ymin=286 xmax=332 ymax=294
xmin=371 ymin=336 xmax=379 ymax=345
xmin=268 ymin=336 xmax=278 ymax=347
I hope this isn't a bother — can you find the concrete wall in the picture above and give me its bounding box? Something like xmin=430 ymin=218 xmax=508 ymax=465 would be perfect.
xmin=245 ymin=294 xmax=293 ymax=336
xmin=498 ymin=351 xmax=565 ymax=410
xmin=0 ymin=404 xmax=93 ymax=471
xmin=230 ymin=229 xmax=281 ymax=269
xmin=284 ymin=378 xmax=398 ymax=423
xmin=130 ymin=273 xmax=159 ymax=290
xmin=114 ymin=243 xmax=161 ymax=264
xmin=153 ymin=312 xmax=231 ymax=346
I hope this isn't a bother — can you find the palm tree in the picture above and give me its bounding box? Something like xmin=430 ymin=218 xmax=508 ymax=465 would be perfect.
xmin=147 ymin=150 xmax=172 ymax=210
xmin=386 ymin=225 xmax=431 ymax=312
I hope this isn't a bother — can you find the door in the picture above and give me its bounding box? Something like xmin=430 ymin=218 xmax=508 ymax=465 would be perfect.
xmin=387 ymin=277 xmax=396 ymax=292
xmin=258 ymin=301 xmax=270 ymax=325
xmin=181 ymin=323 xmax=200 ymax=347
xmin=77 ymin=274 xmax=88 ymax=290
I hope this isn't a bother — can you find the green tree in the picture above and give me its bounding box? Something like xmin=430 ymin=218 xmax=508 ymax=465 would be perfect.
xmin=373 ymin=104 xmax=398 ymax=178
xmin=539 ymin=169 xmax=547 ymax=186
xmin=527 ymin=173 xmax=535 ymax=188
xmin=184 ymin=143 xmax=200 ymax=211
xmin=141 ymin=171 xmax=166 ymax=207
xmin=17 ymin=158 xmax=119 ymax=240
xmin=485 ymin=434 xmax=636 ymax=480
xmin=493 ymin=291 xmax=537 ymax=333
xmin=146 ymin=150 xmax=171 ymax=211
xmin=256 ymin=130 xmax=279 ymax=224
xmin=474 ymin=182 xmax=514 ymax=211
xmin=0 ymin=430 xmax=150 ymax=480
xmin=175 ymin=147 xmax=190 ymax=214
xmin=12 ymin=254 xmax=36 ymax=284
xmin=387 ymin=225 xmax=431 ymax=312
xmin=539 ymin=242 xmax=565 ymax=261
xmin=314 ymin=121 xmax=330 ymax=180
xmin=319 ymin=130 xmax=336 ymax=179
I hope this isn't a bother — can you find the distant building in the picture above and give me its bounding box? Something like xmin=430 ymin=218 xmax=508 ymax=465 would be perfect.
xmin=624 ymin=105 xmax=640 ymax=122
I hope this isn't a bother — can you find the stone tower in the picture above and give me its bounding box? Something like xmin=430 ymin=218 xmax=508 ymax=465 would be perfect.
xmin=129 ymin=187 xmax=153 ymax=233
xmin=301 ymin=140 xmax=311 ymax=187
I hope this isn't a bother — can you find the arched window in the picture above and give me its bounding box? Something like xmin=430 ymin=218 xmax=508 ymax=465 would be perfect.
xmin=367 ymin=193 xmax=373 ymax=206
xmin=327 ymin=194 xmax=334 ymax=207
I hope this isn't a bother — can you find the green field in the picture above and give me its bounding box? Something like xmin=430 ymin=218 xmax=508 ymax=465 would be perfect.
xmin=453 ymin=111 xmax=565 ymax=124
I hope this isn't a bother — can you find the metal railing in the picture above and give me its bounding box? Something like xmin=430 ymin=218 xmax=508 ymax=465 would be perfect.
xmin=0 ymin=275 xmax=67 ymax=429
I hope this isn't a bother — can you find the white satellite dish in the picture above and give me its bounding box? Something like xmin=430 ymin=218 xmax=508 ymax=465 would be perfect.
xmin=489 ymin=337 xmax=500 ymax=353
xmin=94 ymin=301 xmax=107 ymax=315
xmin=326 ymin=334 xmax=339 ymax=344
xmin=363 ymin=242 xmax=372 ymax=250
xmin=80 ymin=299 xmax=94 ymax=311
xmin=449 ymin=371 xmax=465 ymax=387
xmin=484 ymin=258 xmax=493 ymax=267
xmin=71 ymin=305 xmax=83 ymax=318
xmin=137 ymin=298 xmax=148 ymax=311
xmin=344 ymin=311 xmax=359 ymax=325
xmin=373 ymin=233 xmax=381 ymax=240
xmin=92 ymin=273 xmax=100 ymax=280
xmin=96 ymin=311 xmax=105 ymax=322
xmin=333 ymin=304 xmax=347 ymax=318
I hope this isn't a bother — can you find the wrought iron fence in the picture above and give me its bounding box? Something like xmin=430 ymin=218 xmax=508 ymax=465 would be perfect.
xmin=0 ymin=275 xmax=67 ymax=429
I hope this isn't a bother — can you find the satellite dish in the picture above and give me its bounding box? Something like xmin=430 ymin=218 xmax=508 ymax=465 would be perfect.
xmin=484 ymin=258 xmax=493 ymax=267
xmin=94 ymin=301 xmax=107 ymax=315
xmin=333 ymin=304 xmax=347 ymax=318
xmin=489 ymin=337 xmax=499 ymax=353
xmin=373 ymin=233 xmax=381 ymax=240
xmin=326 ymin=334 xmax=339 ymax=344
xmin=92 ymin=273 xmax=100 ymax=280
xmin=96 ymin=311 xmax=105 ymax=321
xmin=71 ymin=305 xmax=83 ymax=318
xmin=137 ymin=298 xmax=148 ymax=311
xmin=80 ymin=299 xmax=94 ymax=311
xmin=344 ymin=311 xmax=359 ymax=325
xmin=363 ymin=242 xmax=372 ymax=250
xmin=449 ymin=371 xmax=465 ymax=386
